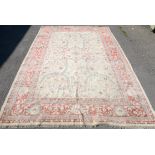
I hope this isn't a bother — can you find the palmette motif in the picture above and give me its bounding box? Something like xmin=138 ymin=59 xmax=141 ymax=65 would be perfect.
xmin=0 ymin=26 xmax=155 ymax=127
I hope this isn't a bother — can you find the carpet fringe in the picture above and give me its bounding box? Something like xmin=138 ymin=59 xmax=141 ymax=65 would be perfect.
xmin=0 ymin=123 xmax=155 ymax=129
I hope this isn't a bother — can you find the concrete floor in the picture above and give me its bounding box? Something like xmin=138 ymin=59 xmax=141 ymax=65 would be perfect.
xmin=110 ymin=26 xmax=155 ymax=111
xmin=0 ymin=25 xmax=155 ymax=129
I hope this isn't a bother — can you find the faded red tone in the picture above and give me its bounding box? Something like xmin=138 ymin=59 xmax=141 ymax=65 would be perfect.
xmin=0 ymin=26 xmax=155 ymax=127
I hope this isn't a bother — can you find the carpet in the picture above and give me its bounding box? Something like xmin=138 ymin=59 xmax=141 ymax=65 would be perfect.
xmin=0 ymin=26 xmax=155 ymax=128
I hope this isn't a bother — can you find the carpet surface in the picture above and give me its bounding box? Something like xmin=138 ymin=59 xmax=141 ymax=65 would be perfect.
xmin=0 ymin=26 xmax=155 ymax=128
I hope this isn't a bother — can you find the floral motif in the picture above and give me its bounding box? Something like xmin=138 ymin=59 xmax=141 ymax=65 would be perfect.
xmin=0 ymin=26 xmax=154 ymax=127
xmin=127 ymin=106 xmax=147 ymax=117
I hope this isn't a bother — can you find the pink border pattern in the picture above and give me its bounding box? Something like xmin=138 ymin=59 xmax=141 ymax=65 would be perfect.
xmin=0 ymin=26 xmax=155 ymax=127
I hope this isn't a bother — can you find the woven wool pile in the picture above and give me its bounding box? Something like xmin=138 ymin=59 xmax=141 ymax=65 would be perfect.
xmin=0 ymin=26 xmax=155 ymax=128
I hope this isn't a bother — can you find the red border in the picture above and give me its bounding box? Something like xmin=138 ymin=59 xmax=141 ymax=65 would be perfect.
xmin=0 ymin=26 xmax=155 ymax=125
